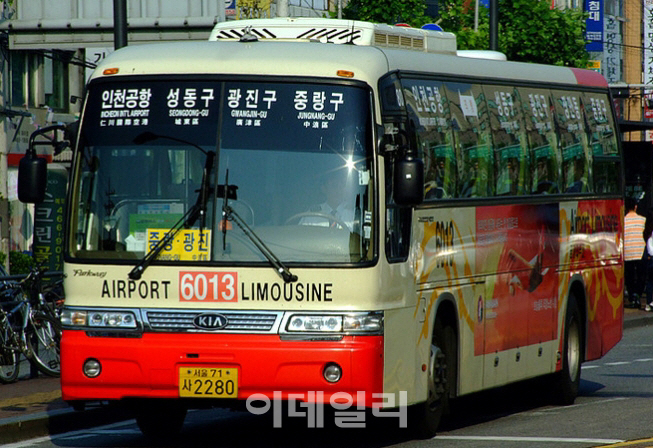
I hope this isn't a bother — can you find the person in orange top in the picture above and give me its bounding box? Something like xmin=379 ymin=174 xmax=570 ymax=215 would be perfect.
xmin=624 ymin=197 xmax=646 ymax=308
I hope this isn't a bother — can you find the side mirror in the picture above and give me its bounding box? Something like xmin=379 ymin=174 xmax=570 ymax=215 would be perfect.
xmin=18 ymin=151 xmax=47 ymax=203
xmin=394 ymin=153 xmax=424 ymax=206
xmin=17 ymin=123 xmax=76 ymax=203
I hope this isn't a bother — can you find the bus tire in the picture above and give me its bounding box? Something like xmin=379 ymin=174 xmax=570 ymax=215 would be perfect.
xmin=553 ymin=294 xmax=582 ymax=405
xmin=410 ymin=319 xmax=456 ymax=438
xmin=135 ymin=401 xmax=187 ymax=440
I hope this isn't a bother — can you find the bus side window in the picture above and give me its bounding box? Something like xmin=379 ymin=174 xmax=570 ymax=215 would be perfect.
xmin=445 ymin=82 xmax=493 ymax=198
xmin=551 ymin=91 xmax=593 ymax=194
xmin=483 ymin=85 xmax=529 ymax=196
xmin=582 ymin=92 xmax=621 ymax=194
xmin=400 ymin=77 xmax=456 ymax=200
xmin=519 ymin=87 xmax=561 ymax=195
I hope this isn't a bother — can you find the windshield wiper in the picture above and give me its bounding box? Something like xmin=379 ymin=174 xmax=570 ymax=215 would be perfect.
xmin=221 ymin=174 xmax=297 ymax=284
xmin=129 ymin=132 xmax=215 ymax=280
xmin=128 ymin=205 xmax=203 ymax=280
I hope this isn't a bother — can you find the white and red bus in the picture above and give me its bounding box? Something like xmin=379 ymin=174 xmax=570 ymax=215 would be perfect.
xmin=19 ymin=18 xmax=623 ymax=438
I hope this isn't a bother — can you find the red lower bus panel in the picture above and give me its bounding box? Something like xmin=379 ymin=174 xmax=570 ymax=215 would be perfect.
xmin=61 ymin=331 xmax=384 ymax=407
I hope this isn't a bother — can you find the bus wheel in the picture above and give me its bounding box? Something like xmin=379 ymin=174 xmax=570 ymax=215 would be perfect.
xmin=135 ymin=401 xmax=187 ymax=441
xmin=553 ymin=295 xmax=582 ymax=405
xmin=410 ymin=319 xmax=455 ymax=439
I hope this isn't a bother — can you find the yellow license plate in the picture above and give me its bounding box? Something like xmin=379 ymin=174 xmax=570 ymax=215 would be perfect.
xmin=178 ymin=366 xmax=238 ymax=398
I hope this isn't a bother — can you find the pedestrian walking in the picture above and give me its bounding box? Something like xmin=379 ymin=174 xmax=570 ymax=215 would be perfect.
xmin=642 ymin=208 xmax=653 ymax=311
xmin=624 ymin=197 xmax=646 ymax=308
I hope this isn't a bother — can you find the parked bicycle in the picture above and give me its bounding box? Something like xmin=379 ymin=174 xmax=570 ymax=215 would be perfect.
xmin=0 ymin=268 xmax=62 ymax=383
xmin=23 ymin=265 xmax=64 ymax=322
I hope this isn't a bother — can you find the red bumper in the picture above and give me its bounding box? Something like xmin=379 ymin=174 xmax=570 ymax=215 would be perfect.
xmin=61 ymin=330 xmax=384 ymax=407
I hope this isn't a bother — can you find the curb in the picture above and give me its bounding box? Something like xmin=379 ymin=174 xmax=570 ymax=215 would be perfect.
xmin=0 ymin=404 xmax=130 ymax=445
xmin=624 ymin=312 xmax=652 ymax=330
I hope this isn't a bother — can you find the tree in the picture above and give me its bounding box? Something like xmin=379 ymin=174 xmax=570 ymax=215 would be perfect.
xmin=342 ymin=0 xmax=589 ymax=68
xmin=342 ymin=0 xmax=428 ymax=26
xmin=437 ymin=0 xmax=589 ymax=67
xmin=497 ymin=0 xmax=589 ymax=67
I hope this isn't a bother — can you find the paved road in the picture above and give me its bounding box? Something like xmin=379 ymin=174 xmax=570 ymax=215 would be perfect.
xmin=0 ymin=306 xmax=650 ymax=445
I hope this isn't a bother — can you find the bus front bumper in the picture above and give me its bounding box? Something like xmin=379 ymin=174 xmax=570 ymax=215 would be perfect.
xmin=61 ymin=330 xmax=384 ymax=407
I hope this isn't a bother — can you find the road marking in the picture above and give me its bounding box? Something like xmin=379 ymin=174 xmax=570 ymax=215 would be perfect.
xmin=2 ymin=435 xmax=52 ymax=448
xmin=63 ymin=429 xmax=141 ymax=440
xmin=583 ymin=358 xmax=653 ymax=369
xmin=436 ymin=436 xmax=624 ymax=444
xmin=87 ymin=429 xmax=141 ymax=435
xmin=522 ymin=397 xmax=627 ymax=415
xmin=595 ymin=437 xmax=653 ymax=447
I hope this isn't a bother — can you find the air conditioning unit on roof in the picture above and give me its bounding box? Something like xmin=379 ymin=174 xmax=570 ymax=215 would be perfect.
xmin=209 ymin=18 xmax=457 ymax=55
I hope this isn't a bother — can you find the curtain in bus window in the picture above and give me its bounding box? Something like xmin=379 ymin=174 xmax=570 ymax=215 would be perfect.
xmin=582 ymin=91 xmax=621 ymax=194
xmin=519 ymin=87 xmax=562 ymax=195
xmin=444 ymin=82 xmax=492 ymax=198
xmin=550 ymin=90 xmax=593 ymax=194
xmin=400 ymin=78 xmax=456 ymax=200
xmin=483 ymin=85 xmax=530 ymax=196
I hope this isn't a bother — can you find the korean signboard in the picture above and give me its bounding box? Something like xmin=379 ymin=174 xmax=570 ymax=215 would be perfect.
xmin=33 ymin=166 xmax=67 ymax=271
xmin=585 ymin=0 xmax=603 ymax=52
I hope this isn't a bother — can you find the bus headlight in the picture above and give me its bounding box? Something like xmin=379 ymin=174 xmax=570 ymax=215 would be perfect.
xmin=344 ymin=313 xmax=383 ymax=332
xmin=288 ymin=315 xmax=343 ymax=332
xmin=283 ymin=312 xmax=383 ymax=334
xmin=61 ymin=308 xmax=138 ymax=329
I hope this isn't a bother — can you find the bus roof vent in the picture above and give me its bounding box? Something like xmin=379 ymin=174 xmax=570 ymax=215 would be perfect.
xmin=210 ymin=18 xmax=457 ymax=55
xmin=373 ymin=31 xmax=425 ymax=51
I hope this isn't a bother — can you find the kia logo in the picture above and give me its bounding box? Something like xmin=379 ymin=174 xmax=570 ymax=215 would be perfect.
xmin=193 ymin=313 xmax=228 ymax=330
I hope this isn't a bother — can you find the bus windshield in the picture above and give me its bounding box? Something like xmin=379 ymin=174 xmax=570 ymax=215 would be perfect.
xmin=70 ymin=78 xmax=374 ymax=265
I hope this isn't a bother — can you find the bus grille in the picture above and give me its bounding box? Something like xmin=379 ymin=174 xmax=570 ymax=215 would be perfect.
xmin=144 ymin=310 xmax=281 ymax=333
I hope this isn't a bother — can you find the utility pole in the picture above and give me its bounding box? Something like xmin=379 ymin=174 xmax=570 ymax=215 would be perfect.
xmin=113 ymin=0 xmax=128 ymax=50
xmin=277 ymin=0 xmax=289 ymax=17
xmin=0 ymin=16 xmax=9 ymax=271
xmin=489 ymin=0 xmax=498 ymax=51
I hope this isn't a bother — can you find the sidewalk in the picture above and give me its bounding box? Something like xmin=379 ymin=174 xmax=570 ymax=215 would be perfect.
xmin=0 ymin=370 xmax=128 ymax=444
xmin=0 ymin=307 xmax=651 ymax=444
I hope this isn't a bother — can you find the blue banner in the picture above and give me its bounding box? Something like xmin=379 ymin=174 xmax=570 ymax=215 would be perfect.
xmin=585 ymin=0 xmax=603 ymax=52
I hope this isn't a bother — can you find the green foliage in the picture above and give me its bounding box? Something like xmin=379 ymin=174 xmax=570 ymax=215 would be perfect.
xmin=9 ymin=251 xmax=34 ymax=275
xmin=0 ymin=252 xmax=6 ymax=268
xmin=497 ymin=0 xmax=589 ymax=67
xmin=342 ymin=0 xmax=428 ymax=26
xmin=342 ymin=0 xmax=589 ymax=68
xmin=436 ymin=0 xmax=491 ymax=50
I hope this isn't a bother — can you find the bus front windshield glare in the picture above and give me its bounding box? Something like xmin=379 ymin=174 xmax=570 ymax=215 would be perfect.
xmin=71 ymin=79 xmax=374 ymax=265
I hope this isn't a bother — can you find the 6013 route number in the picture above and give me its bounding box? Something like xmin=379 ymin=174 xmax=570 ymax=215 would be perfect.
xmin=179 ymin=271 xmax=238 ymax=302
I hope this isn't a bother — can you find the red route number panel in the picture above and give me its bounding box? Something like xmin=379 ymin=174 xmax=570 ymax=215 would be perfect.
xmin=179 ymin=271 xmax=239 ymax=302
